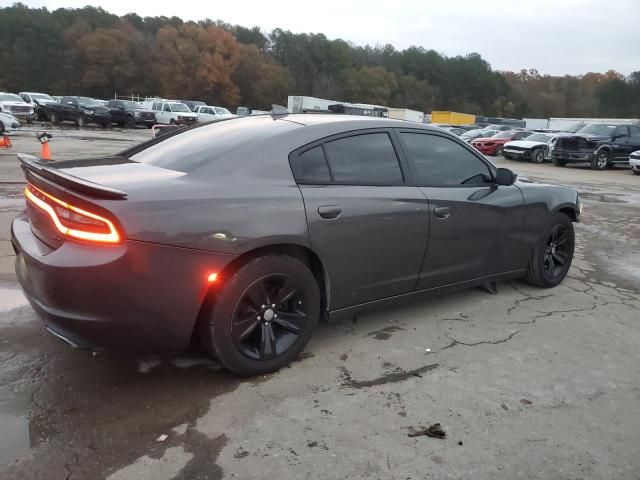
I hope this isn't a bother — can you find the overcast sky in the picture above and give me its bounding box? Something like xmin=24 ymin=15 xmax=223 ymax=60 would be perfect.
xmin=11 ymin=0 xmax=640 ymax=75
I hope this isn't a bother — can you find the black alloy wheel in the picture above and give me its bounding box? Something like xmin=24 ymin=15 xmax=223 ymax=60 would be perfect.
xmin=525 ymin=212 xmax=574 ymax=288
xmin=543 ymin=224 xmax=572 ymax=279
xmin=231 ymin=274 xmax=308 ymax=360
xmin=202 ymin=255 xmax=320 ymax=375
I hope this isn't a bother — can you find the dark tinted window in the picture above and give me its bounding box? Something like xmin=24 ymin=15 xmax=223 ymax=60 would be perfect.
xmin=128 ymin=116 xmax=301 ymax=173
xmin=323 ymin=133 xmax=403 ymax=184
xmin=629 ymin=125 xmax=640 ymax=137
xmin=513 ymin=131 xmax=531 ymax=140
xmin=400 ymin=133 xmax=492 ymax=186
xmin=290 ymin=146 xmax=331 ymax=184
xmin=615 ymin=125 xmax=629 ymax=137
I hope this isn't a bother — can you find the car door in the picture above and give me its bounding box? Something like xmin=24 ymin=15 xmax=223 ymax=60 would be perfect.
xmin=611 ymin=125 xmax=631 ymax=160
xmin=397 ymin=130 xmax=526 ymax=290
xmin=290 ymin=130 xmax=430 ymax=309
xmin=60 ymin=97 xmax=77 ymax=121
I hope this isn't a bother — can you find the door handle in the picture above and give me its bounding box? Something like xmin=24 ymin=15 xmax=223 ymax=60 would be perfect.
xmin=434 ymin=206 xmax=451 ymax=219
xmin=318 ymin=205 xmax=342 ymax=219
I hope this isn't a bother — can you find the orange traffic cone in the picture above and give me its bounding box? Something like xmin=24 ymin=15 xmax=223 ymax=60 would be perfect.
xmin=0 ymin=135 xmax=11 ymax=149
xmin=41 ymin=141 xmax=51 ymax=161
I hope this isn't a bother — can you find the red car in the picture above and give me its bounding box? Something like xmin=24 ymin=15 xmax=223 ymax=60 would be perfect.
xmin=472 ymin=130 xmax=532 ymax=156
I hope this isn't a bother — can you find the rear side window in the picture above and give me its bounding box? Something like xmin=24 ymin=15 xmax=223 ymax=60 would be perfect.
xmin=628 ymin=125 xmax=640 ymax=137
xmin=291 ymin=146 xmax=331 ymax=184
xmin=615 ymin=126 xmax=629 ymax=137
xmin=323 ymin=133 xmax=403 ymax=184
xmin=400 ymin=132 xmax=492 ymax=186
xmin=128 ymin=116 xmax=301 ymax=173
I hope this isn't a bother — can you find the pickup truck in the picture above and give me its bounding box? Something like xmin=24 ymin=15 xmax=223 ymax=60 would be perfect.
xmin=0 ymin=92 xmax=35 ymax=123
xmin=45 ymin=96 xmax=111 ymax=127
xmin=19 ymin=92 xmax=58 ymax=121
xmin=193 ymin=105 xmax=235 ymax=123
xmin=107 ymin=100 xmax=156 ymax=128
xmin=552 ymin=123 xmax=640 ymax=170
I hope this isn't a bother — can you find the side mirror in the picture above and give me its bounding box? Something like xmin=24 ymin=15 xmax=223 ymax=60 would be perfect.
xmin=495 ymin=168 xmax=517 ymax=186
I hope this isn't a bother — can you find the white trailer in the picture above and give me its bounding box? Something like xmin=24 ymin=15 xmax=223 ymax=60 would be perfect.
xmin=549 ymin=117 xmax=640 ymax=131
xmin=287 ymin=96 xmax=340 ymax=113
xmin=523 ymin=118 xmax=549 ymax=130
xmin=387 ymin=108 xmax=425 ymax=123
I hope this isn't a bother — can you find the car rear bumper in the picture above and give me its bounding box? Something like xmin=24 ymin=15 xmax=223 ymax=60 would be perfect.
xmin=12 ymin=212 xmax=235 ymax=352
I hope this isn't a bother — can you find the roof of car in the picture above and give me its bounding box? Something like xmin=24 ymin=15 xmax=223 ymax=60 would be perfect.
xmin=274 ymin=113 xmax=437 ymax=130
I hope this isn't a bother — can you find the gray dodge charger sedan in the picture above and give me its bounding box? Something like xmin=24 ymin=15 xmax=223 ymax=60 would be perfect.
xmin=12 ymin=114 xmax=581 ymax=375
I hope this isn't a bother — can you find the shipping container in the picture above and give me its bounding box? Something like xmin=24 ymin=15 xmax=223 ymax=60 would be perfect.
xmin=430 ymin=111 xmax=476 ymax=125
xmin=387 ymin=108 xmax=424 ymax=123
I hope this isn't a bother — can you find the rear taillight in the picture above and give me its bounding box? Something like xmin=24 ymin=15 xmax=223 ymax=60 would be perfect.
xmin=24 ymin=183 xmax=122 ymax=245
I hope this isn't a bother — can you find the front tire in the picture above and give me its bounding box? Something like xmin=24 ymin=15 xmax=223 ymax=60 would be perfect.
xmin=592 ymin=150 xmax=609 ymax=170
xmin=202 ymin=255 xmax=321 ymax=376
xmin=532 ymin=148 xmax=545 ymax=164
xmin=524 ymin=212 xmax=574 ymax=288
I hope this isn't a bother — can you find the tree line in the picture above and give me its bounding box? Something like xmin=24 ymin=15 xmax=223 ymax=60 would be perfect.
xmin=1 ymin=4 xmax=639 ymax=118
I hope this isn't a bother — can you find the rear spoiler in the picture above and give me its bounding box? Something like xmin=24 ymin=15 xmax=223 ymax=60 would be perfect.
xmin=18 ymin=154 xmax=127 ymax=200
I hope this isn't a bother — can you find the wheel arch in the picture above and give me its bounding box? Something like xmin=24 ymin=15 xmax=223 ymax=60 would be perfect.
xmin=552 ymin=203 xmax=578 ymax=222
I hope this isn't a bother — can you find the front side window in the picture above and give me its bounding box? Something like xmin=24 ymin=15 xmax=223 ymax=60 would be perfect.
xmin=400 ymin=132 xmax=492 ymax=186
xmin=163 ymin=104 xmax=171 ymax=112
xmin=629 ymin=125 xmax=640 ymax=138
xmin=614 ymin=125 xmax=629 ymax=137
xmin=322 ymin=133 xmax=403 ymax=185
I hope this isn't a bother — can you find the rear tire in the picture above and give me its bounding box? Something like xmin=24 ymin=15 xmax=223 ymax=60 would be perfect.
xmin=524 ymin=212 xmax=574 ymax=288
xmin=532 ymin=148 xmax=545 ymax=164
xmin=202 ymin=255 xmax=320 ymax=376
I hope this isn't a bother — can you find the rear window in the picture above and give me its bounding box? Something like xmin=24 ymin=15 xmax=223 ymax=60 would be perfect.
xmin=128 ymin=117 xmax=300 ymax=173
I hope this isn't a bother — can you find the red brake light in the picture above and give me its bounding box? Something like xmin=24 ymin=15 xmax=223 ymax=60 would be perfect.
xmin=24 ymin=183 xmax=122 ymax=244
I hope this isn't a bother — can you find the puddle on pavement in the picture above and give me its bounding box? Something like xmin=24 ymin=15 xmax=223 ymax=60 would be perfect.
xmin=0 ymin=288 xmax=28 ymax=313
xmin=0 ymin=410 xmax=30 ymax=465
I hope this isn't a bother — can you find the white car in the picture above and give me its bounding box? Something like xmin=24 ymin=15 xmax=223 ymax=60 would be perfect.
xmin=141 ymin=100 xmax=197 ymax=125
xmin=0 ymin=92 xmax=35 ymax=123
xmin=630 ymin=150 xmax=640 ymax=176
xmin=19 ymin=92 xmax=57 ymax=120
xmin=193 ymin=105 xmax=235 ymax=123
xmin=503 ymin=132 xmax=559 ymax=163
xmin=0 ymin=111 xmax=21 ymax=134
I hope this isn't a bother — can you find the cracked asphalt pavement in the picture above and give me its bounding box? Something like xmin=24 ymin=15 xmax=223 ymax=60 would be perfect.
xmin=1 ymin=130 xmax=639 ymax=479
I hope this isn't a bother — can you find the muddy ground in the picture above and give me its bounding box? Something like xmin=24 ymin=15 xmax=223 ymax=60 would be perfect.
xmin=1 ymin=128 xmax=639 ymax=479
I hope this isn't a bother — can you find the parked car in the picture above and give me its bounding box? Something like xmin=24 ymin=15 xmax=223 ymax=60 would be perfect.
xmin=0 ymin=111 xmax=21 ymax=133
xmin=630 ymin=150 xmax=640 ymax=175
xmin=472 ymin=130 xmax=532 ymax=156
xmin=194 ymin=105 xmax=235 ymax=123
xmin=503 ymin=133 xmax=560 ymax=163
xmin=552 ymin=123 xmax=640 ymax=170
xmin=0 ymin=92 xmax=35 ymax=123
xmin=142 ymin=100 xmax=197 ymax=125
xmin=19 ymin=92 xmax=58 ymax=121
xmin=12 ymin=114 xmax=580 ymax=375
xmin=45 ymin=96 xmax=111 ymax=127
xmin=180 ymin=100 xmax=207 ymax=112
xmin=461 ymin=129 xmax=498 ymax=143
xmin=107 ymin=100 xmax=156 ymax=128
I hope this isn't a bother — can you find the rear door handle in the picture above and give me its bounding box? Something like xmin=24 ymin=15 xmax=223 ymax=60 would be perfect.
xmin=434 ymin=206 xmax=451 ymax=219
xmin=318 ymin=205 xmax=342 ymax=219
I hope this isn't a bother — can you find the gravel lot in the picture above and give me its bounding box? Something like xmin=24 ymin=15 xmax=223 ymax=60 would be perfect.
xmin=1 ymin=128 xmax=639 ymax=479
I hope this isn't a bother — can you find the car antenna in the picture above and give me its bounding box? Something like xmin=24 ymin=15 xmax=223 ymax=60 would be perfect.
xmin=271 ymin=104 xmax=289 ymax=118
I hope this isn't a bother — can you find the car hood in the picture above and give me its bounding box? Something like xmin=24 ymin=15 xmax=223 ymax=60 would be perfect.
xmin=504 ymin=140 xmax=546 ymax=148
xmin=1 ymin=101 xmax=31 ymax=108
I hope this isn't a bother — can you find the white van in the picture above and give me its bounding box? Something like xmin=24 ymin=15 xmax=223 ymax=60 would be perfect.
xmin=142 ymin=100 xmax=197 ymax=125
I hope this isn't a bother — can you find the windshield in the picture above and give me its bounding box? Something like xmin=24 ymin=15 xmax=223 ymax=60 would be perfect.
xmin=170 ymin=103 xmax=191 ymax=113
xmin=214 ymin=107 xmax=231 ymax=115
xmin=462 ymin=129 xmax=483 ymax=137
xmin=576 ymin=124 xmax=617 ymax=136
xmin=482 ymin=130 xmax=498 ymax=137
xmin=77 ymin=96 xmax=100 ymax=108
xmin=494 ymin=131 xmax=514 ymax=139
xmin=524 ymin=133 xmax=551 ymax=142
xmin=0 ymin=93 xmax=23 ymax=102
xmin=32 ymin=93 xmax=55 ymax=101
